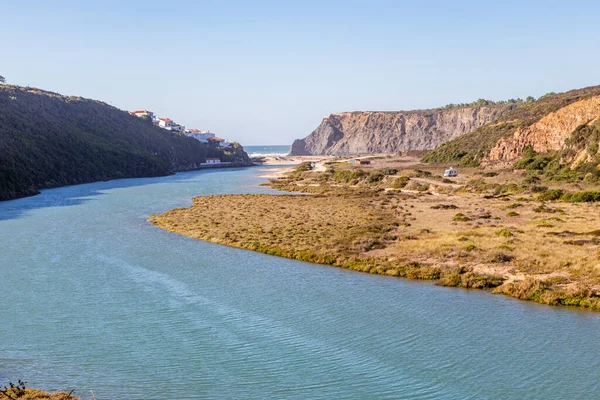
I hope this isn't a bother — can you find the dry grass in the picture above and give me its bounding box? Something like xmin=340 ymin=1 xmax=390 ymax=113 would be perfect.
xmin=150 ymin=159 xmax=600 ymax=311
xmin=0 ymin=388 xmax=80 ymax=400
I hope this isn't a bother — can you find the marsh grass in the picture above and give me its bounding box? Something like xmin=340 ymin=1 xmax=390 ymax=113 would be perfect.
xmin=150 ymin=162 xmax=600 ymax=311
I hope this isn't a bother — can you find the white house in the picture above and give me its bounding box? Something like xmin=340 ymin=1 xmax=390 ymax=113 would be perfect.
xmin=158 ymin=118 xmax=174 ymax=129
xmin=211 ymin=136 xmax=231 ymax=147
xmin=130 ymin=110 xmax=157 ymax=123
xmin=157 ymin=118 xmax=185 ymax=132
xmin=205 ymin=158 xmax=221 ymax=164
xmin=184 ymin=129 xmax=216 ymax=143
xmin=171 ymin=124 xmax=185 ymax=133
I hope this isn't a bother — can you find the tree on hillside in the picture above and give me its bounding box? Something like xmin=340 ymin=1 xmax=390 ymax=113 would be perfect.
xmin=526 ymin=96 xmax=536 ymax=103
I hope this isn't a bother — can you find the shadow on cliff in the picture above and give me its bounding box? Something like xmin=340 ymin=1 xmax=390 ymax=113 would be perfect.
xmin=0 ymin=168 xmax=244 ymax=222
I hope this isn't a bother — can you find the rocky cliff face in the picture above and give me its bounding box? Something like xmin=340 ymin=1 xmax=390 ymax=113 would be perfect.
xmin=488 ymin=96 xmax=600 ymax=162
xmin=291 ymin=106 xmax=513 ymax=156
xmin=422 ymin=85 xmax=600 ymax=167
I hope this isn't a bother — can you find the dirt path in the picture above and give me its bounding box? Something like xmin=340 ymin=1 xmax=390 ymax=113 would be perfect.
xmin=411 ymin=177 xmax=463 ymax=189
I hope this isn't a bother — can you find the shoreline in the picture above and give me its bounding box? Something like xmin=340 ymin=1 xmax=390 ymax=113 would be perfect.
xmin=0 ymin=162 xmax=255 ymax=203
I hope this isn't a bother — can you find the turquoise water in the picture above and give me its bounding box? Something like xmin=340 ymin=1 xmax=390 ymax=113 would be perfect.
xmin=244 ymin=145 xmax=290 ymax=157
xmin=1 ymin=167 xmax=600 ymax=399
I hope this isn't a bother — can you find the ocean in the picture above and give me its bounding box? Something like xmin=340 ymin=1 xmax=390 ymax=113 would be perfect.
xmin=244 ymin=145 xmax=290 ymax=157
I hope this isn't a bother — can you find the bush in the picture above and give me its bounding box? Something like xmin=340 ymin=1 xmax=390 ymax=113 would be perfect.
xmin=379 ymin=168 xmax=398 ymax=176
xmin=366 ymin=172 xmax=385 ymax=183
xmin=530 ymin=185 xmax=548 ymax=193
xmin=391 ymin=176 xmax=410 ymax=188
xmin=490 ymin=252 xmax=515 ymax=263
xmin=563 ymin=191 xmax=600 ymax=203
xmin=332 ymin=169 xmax=367 ymax=183
xmin=453 ymin=213 xmax=470 ymax=222
xmin=294 ymin=162 xmax=313 ymax=173
xmin=496 ymin=229 xmax=514 ymax=237
xmin=431 ymin=204 xmax=458 ymax=209
xmin=537 ymin=189 xmax=565 ymax=201
xmin=533 ymin=204 xmax=563 ymax=213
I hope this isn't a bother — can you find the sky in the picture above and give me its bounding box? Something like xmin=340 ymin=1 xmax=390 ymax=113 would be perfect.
xmin=1 ymin=0 xmax=599 ymax=145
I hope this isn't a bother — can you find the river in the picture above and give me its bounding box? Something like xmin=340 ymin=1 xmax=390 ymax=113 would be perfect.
xmin=1 ymin=167 xmax=599 ymax=399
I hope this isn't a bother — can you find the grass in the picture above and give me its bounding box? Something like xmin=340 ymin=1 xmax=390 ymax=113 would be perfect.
xmin=150 ymin=161 xmax=600 ymax=311
xmin=1 ymin=388 xmax=78 ymax=400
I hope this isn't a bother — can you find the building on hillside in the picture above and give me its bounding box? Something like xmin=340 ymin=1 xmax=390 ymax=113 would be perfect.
xmin=158 ymin=118 xmax=184 ymax=132
xmin=212 ymin=136 xmax=231 ymax=147
xmin=171 ymin=124 xmax=185 ymax=133
xmin=184 ymin=129 xmax=216 ymax=143
xmin=130 ymin=110 xmax=157 ymax=123
xmin=205 ymin=158 xmax=221 ymax=164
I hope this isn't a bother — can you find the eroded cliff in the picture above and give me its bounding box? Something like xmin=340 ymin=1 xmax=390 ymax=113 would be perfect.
xmin=488 ymin=96 xmax=600 ymax=162
xmin=423 ymin=85 xmax=600 ymax=167
xmin=291 ymin=105 xmax=514 ymax=156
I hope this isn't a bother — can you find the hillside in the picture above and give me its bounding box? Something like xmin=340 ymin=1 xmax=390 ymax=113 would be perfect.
xmin=0 ymin=85 xmax=251 ymax=201
xmin=423 ymin=85 xmax=600 ymax=168
xmin=290 ymin=104 xmax=517 ymax=156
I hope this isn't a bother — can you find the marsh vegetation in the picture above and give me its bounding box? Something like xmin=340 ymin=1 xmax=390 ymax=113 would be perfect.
xmin=151 ymin=157 xmax=600 ymax=311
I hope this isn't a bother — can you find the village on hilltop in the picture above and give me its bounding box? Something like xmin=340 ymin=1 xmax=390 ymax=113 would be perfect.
xmin=129 ymin=109 xmax=231 ymax=148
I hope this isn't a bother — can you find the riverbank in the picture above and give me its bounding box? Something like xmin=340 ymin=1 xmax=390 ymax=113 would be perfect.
xmin=0 ymin=387 xmax=79 ymax=399
xmin=0 ymin=161 xmax=254 ymax=203
xmin=149 ymin=156 xmax=600 ymax=311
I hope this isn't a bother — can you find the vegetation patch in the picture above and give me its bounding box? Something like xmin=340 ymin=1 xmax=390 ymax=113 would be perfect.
xmin=431 ymin=204 xmax=458 ymax=210
xmin=453 ymin=213 xmax=470 ymax=222
xmin=1 ymin=380 xmax=78 ymax=399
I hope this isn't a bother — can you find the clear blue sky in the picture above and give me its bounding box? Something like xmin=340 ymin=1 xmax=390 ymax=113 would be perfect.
xmin=2 ymin=0 xmax=599 ymax=145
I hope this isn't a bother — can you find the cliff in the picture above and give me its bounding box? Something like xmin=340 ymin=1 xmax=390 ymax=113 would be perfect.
xmin=488 ymin=96 xmax=600 ymax=162
xmin=290 ymin=105 xmax=515 ymax=156
xmin=423 ymin=85 xmax=600 ymax=167
xmin=0 ymin=85 xmax=251 ymax=201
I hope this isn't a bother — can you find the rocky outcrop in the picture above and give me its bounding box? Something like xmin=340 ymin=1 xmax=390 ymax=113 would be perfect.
xmin=488 ymin=96 xmax=600 ymax=162
xmin=291 ymin=106 xmax=513 ymax=156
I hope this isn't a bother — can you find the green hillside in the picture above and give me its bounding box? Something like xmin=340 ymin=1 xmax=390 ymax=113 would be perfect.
xmin=422 ymin=85 xmax=600 ymax=166
xmin=0 ymin=85 xmax=250 ymax=200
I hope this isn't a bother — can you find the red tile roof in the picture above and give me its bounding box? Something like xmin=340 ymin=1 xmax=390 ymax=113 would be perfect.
xmin=159 ymin=118 xmax=173 ymax=123
xmin=212 ymin=136 xmax=225 ymax=141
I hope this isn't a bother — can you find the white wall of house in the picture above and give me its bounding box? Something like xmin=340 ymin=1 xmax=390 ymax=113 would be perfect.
xmin=132 ymin=111 xmax=156 ymax=121
xmin=159 ymin=120 xmax=175 ymax=128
